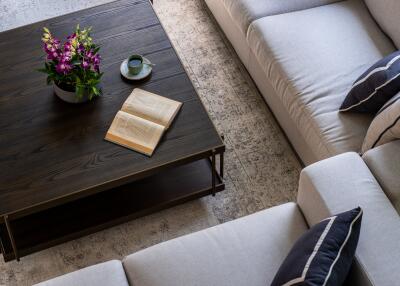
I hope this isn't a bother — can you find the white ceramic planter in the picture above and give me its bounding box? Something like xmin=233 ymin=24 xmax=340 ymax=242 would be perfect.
xmin=53 ymin=83 xmax=89 ymax=104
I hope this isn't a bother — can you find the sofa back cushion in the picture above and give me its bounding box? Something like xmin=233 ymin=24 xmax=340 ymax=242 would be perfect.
xmin=364 ymin=0 xmax=400 ymax=48
xmin=223 ymin=0 xmax=345 ymax=35
xmin=363 ymin=140 xmax=400 ymax=214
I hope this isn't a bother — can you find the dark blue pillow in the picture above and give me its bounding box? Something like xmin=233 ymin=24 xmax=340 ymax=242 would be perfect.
xmin=271 ymin=207 xmax=363 ymax=286
xmin=340 ymin=51 xmax=400 ymax=113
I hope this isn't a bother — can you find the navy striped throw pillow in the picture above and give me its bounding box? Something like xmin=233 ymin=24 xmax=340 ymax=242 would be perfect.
xmin=271 ymin=207 xmax=363 ymax=286
xmin=340 ymin=51 xmax=400 ymax=113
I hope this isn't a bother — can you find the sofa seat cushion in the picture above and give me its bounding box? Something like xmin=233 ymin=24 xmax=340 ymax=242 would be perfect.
xmin=222 ymin=0 xmax=343 ymax=36
xmin=34 ymin=260 xmax=129 ymax=286
xmin=247 ymin=0 xmax=395 ymax=159
xmin=122 ymin=203 xmax=308 ymax=286
xmin=363 ymin=140 xmax=400 ymax=213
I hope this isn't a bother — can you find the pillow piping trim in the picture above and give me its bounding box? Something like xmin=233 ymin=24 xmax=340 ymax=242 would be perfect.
xmin=340 ymin=73 xmax=400 ymax=112
xmin=281 ymin=216 xmax=336 ymax=286
xmin=352 ymin=54 xmax=400 ymax=89
xmin=322 ymin=209 xmax=363 ymax=286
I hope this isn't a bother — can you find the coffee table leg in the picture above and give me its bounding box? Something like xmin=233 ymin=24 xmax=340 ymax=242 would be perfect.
xmin=211 ymin=150 xmax=216 ymax=196
xmin=220 ymin=152 xmax=224 ymax=179
xmin=220 ymin=135 xmax=224 ymax=179
xmin=4 ymin=215 xmax=19 ymax=261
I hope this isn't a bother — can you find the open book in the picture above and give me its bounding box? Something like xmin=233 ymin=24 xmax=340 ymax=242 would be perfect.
xmin=105 ymin=88 xmax=182 ymax=156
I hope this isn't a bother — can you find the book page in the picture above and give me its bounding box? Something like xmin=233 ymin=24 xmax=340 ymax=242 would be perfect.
xmin=105 ymin=111 xmax=165 ymax=156
xmin=121 ymin=88 xmax=182 ymax=129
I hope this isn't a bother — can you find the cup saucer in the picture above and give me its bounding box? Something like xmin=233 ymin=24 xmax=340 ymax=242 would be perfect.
xmin=120 ymin=56 xmax=153 ymax=80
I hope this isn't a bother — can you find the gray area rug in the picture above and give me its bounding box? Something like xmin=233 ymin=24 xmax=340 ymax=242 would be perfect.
xmin=0 ymin=0 xmax=301 ymax=285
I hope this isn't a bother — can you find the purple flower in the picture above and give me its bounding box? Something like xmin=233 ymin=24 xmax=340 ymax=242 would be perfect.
xmin=43 ymin=39 xmax=62 ymax=61
xmin=82 ymin=60 xmax=90 ymax=70
xmin=43 ymin=43 xmax=50 ymax=52
xmin=47 ymin=51 xmax=60 ymax=61
xmin=85 ymin=50 xmax=94 ymax=60
xmin=56 ymin=54 xmax=72 ymax=74
xmin=56 ymin=61 xmax=72 ymax=74
xmin=52 ymin=38 xmax=61 ymax=49
xmin=67 ymin=33 xmax=77 ymax=40
xmin=93 ymin=54 xmax=101 ymax=72
xmin=41 ymin=26 xmax=102 ymax=83
xmin=93 ymin=54 xmax=101 ymax=64
xmin=60 ymin=53 xmax=71 ymax=63
xmin=63 ymin=41 xmax=72 ymax=51
xmin=76 ymin=44 xmax=85 ymax=54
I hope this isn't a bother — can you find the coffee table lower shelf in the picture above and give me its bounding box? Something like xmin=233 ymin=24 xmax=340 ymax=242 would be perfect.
xmin=0 ymin=158 xmax=224 ymax=262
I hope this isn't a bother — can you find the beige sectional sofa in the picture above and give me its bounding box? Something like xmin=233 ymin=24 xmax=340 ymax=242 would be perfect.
xmin=36 ymin=143 xmax=400 ymax=286
xmin=205 ymin=0 xmax=399 ymax=165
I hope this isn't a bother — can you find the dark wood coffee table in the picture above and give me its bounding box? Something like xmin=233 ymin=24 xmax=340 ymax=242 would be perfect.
xmin=0 ymin=0 xmax=224 ymax=262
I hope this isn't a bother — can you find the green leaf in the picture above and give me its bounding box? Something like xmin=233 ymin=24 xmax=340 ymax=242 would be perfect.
xmin=92 ymin=86 xmax=100 ymax=96
xmin=36 ymin=68 xmax=48 ymax=73
xmin=93 ymin=47 xmax=100 ymax=54
xmin=46 ymin=76 xmax=53 ymax=85
xmin=75 ymin=86 xmax=84 ymax=100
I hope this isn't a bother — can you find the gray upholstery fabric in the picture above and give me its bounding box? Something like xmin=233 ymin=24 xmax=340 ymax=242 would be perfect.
xmin=364 ymin=0 xmax=400 ymax=49
xmin=123 ymin=203 xmax=308 ymax=286
xmin=363 ymin=140 xmax=400 ymax=213
xmin=222 ymin=0 xmax=343 ymax=35
xmin=297 ymin=153 xmax=400 ymax=286
xmin=247 ymin=0 xmax=395 ymax=160
xmin=33 ymin=260 xmax=129 ymax=286
xmin=205 ymin=0 xmax=321 ymax=164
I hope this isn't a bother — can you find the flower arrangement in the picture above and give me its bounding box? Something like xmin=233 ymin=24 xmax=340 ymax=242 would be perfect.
xmin=38 ymin=25 xmax=103 ymax=100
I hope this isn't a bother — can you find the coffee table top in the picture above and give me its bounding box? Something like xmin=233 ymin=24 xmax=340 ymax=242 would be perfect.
xmin=0 ymin=0 xmax=224 ymax=218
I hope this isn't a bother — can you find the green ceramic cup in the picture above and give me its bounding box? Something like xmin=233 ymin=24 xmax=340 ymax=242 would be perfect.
xmin=127 ymin=54 xmax=144 ymax=75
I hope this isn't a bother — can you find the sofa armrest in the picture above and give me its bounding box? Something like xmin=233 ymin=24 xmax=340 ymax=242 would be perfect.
xmin=33 ymin=260 xmax=129 ymax=286
xmin=297 ymin=152 xmax=400 ymax=286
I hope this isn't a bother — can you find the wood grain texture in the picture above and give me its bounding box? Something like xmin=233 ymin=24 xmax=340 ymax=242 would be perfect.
xmin=0 ymin=0 xmax=223 ymax=217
